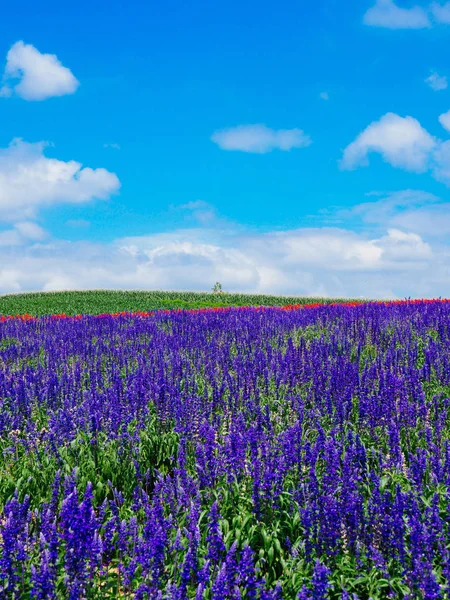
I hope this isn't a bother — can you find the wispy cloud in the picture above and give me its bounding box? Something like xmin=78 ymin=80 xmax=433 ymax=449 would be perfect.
xmin=319 ymin=91 xmax=329 ymax=100
xmin=211 ymin=124 xmax=312 ymax=153
xmin=180 ymin=200 xmax=219 ymax=226
xmin=66 ymin=219 xmax=91 ymax=228
xmin=425 ymin=71 xmax=448 ymax=90
xmin=431 ymin=140 xmax=450 ymax=185
xmin=430 ymin=1 xmax=450 ymax=24
xmin=363 ymin=0 xmax=431 ymax=30
xmin=0 ymin=221 xmax=47 ymax=247
xmin=0 ymin=41 xmax=79 ymax=101
xmin=344 ymin=189 xmax=450 ymax=238
xmin=104 ymin=143 xmax=121 ymax=150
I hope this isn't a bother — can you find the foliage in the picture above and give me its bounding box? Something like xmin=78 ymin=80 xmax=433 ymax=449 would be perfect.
xmin=0 ymin=289 xmax=365 ymax=316
xmin=212 ymin=282 xmax=224 ymax=294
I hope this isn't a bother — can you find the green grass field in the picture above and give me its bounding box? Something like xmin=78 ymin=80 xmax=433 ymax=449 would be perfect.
xmin=0 ymin=289 xmax=365 ymax=316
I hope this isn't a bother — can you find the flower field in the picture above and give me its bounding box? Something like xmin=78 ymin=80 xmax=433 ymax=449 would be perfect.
xmin=1 ymin=299 xmax=450 ymax=598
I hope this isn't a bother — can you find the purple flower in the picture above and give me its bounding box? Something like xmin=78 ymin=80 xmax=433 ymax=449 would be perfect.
xmin=206 ymin=502 xmax=226 ymax=564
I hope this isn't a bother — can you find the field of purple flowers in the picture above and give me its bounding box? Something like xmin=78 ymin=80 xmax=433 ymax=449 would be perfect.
xmin=1 ymin=301 xmax=450 ymax=598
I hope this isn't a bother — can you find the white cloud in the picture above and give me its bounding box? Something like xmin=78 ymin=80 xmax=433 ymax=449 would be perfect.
xmin=439 ymin=109 xmax=450 ymax=131
xmin=180 ymin=200 xmax=218 ymax=226
xmin=375 ymin=228 xmax=432 ymax=260
xmin=245 ymin=229 xmax=384 ymax=270
xmin=432 ymin=140 xmax=450 ymax=184
xmin=6 ymin=171 xmax=450 ymax=297
xmin=104 ymin=143 xmax=121 ymax=150
xmin=0 ymin=178 xmax=443 ymax=298
xmin=341 ymin=112 xmax=450 ymax=190
xmin=0 ymin=229 xmax=21 ymax=247
xmin=0 ymin=86 xmax=12 ymax=98
xmin=178 ymin=200 xmax=241 ymax=231
xmin=346 ymin=189 xmax=439 ymax=223
xmin=319 ymin=91 xmax=329 ymax=100
xmin=363 ymin=0 xmax=431 ymax=29
xmin=425 ymin=71 xmax=448 ymax=91
xmin=391 ymin=204 xmax=450 ymax=236
xmin=0 ymin=221 xmax=47 ymax=247
xmin=341 ymin=189 xmax=450 ymax=239
xmin=211 ymin=124 xmax=312 ymax=153
xmin=340 ymin=113 xmax=437 ymax=172
xmin=0 ymin=138 xmax=120 ymax=221
xmin=0 ymin=41 xmax=79 ymax=101
xmin=430 ymin=1 xmax=450 ymax=24
xmin=0 ymin=269 xmax=22 ymax=293
xmin=14 ymin=221 xmax=46 ymax=241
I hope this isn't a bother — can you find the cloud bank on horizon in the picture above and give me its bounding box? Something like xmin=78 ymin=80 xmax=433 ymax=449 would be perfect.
xmin=0 ymin=192 xmax=446 ymax=300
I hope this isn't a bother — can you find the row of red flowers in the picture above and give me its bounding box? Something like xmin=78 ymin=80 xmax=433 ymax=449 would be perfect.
xmin=0 ymin=297 xmax=449 ymax=323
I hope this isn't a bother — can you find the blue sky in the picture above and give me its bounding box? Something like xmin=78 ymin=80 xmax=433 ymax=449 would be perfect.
xmin=1 ymin=0 xmax=450 ymax=297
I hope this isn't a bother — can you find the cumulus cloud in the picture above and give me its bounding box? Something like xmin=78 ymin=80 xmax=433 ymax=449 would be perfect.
xmin=373 ymin=228 xmax=432 ymax=261
xmin=363 ymin=0 xmax=431 ymax=29
xmin=0 ymin=41 xmax=79 ymax=101
xmin=439 ymin=109 xmax=450 ymax=131
xmin=211 ymin=124 xmax=312 ymax=153
xmin=0 ymin=138 xmax=120 ymax=221
xmin=340 ymin=113 xmax=437 ymax=172
xmin=430 ymin=1 xmax=450 ymax=24
xmin=243 ymin=229 xmax=383 ymax=271
xmin=341 ymin=112 xmax=450 ymax=190
xmin=425 ymin=71 xmax=448 ymax=91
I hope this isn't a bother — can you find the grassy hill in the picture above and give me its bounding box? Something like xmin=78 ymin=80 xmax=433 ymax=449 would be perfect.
xmin=0 ymin=289 xmax=364 ymax=316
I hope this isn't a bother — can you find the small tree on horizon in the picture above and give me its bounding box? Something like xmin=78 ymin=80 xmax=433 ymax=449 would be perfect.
xmin=212 ymin=282 xmax=224 ymax=294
